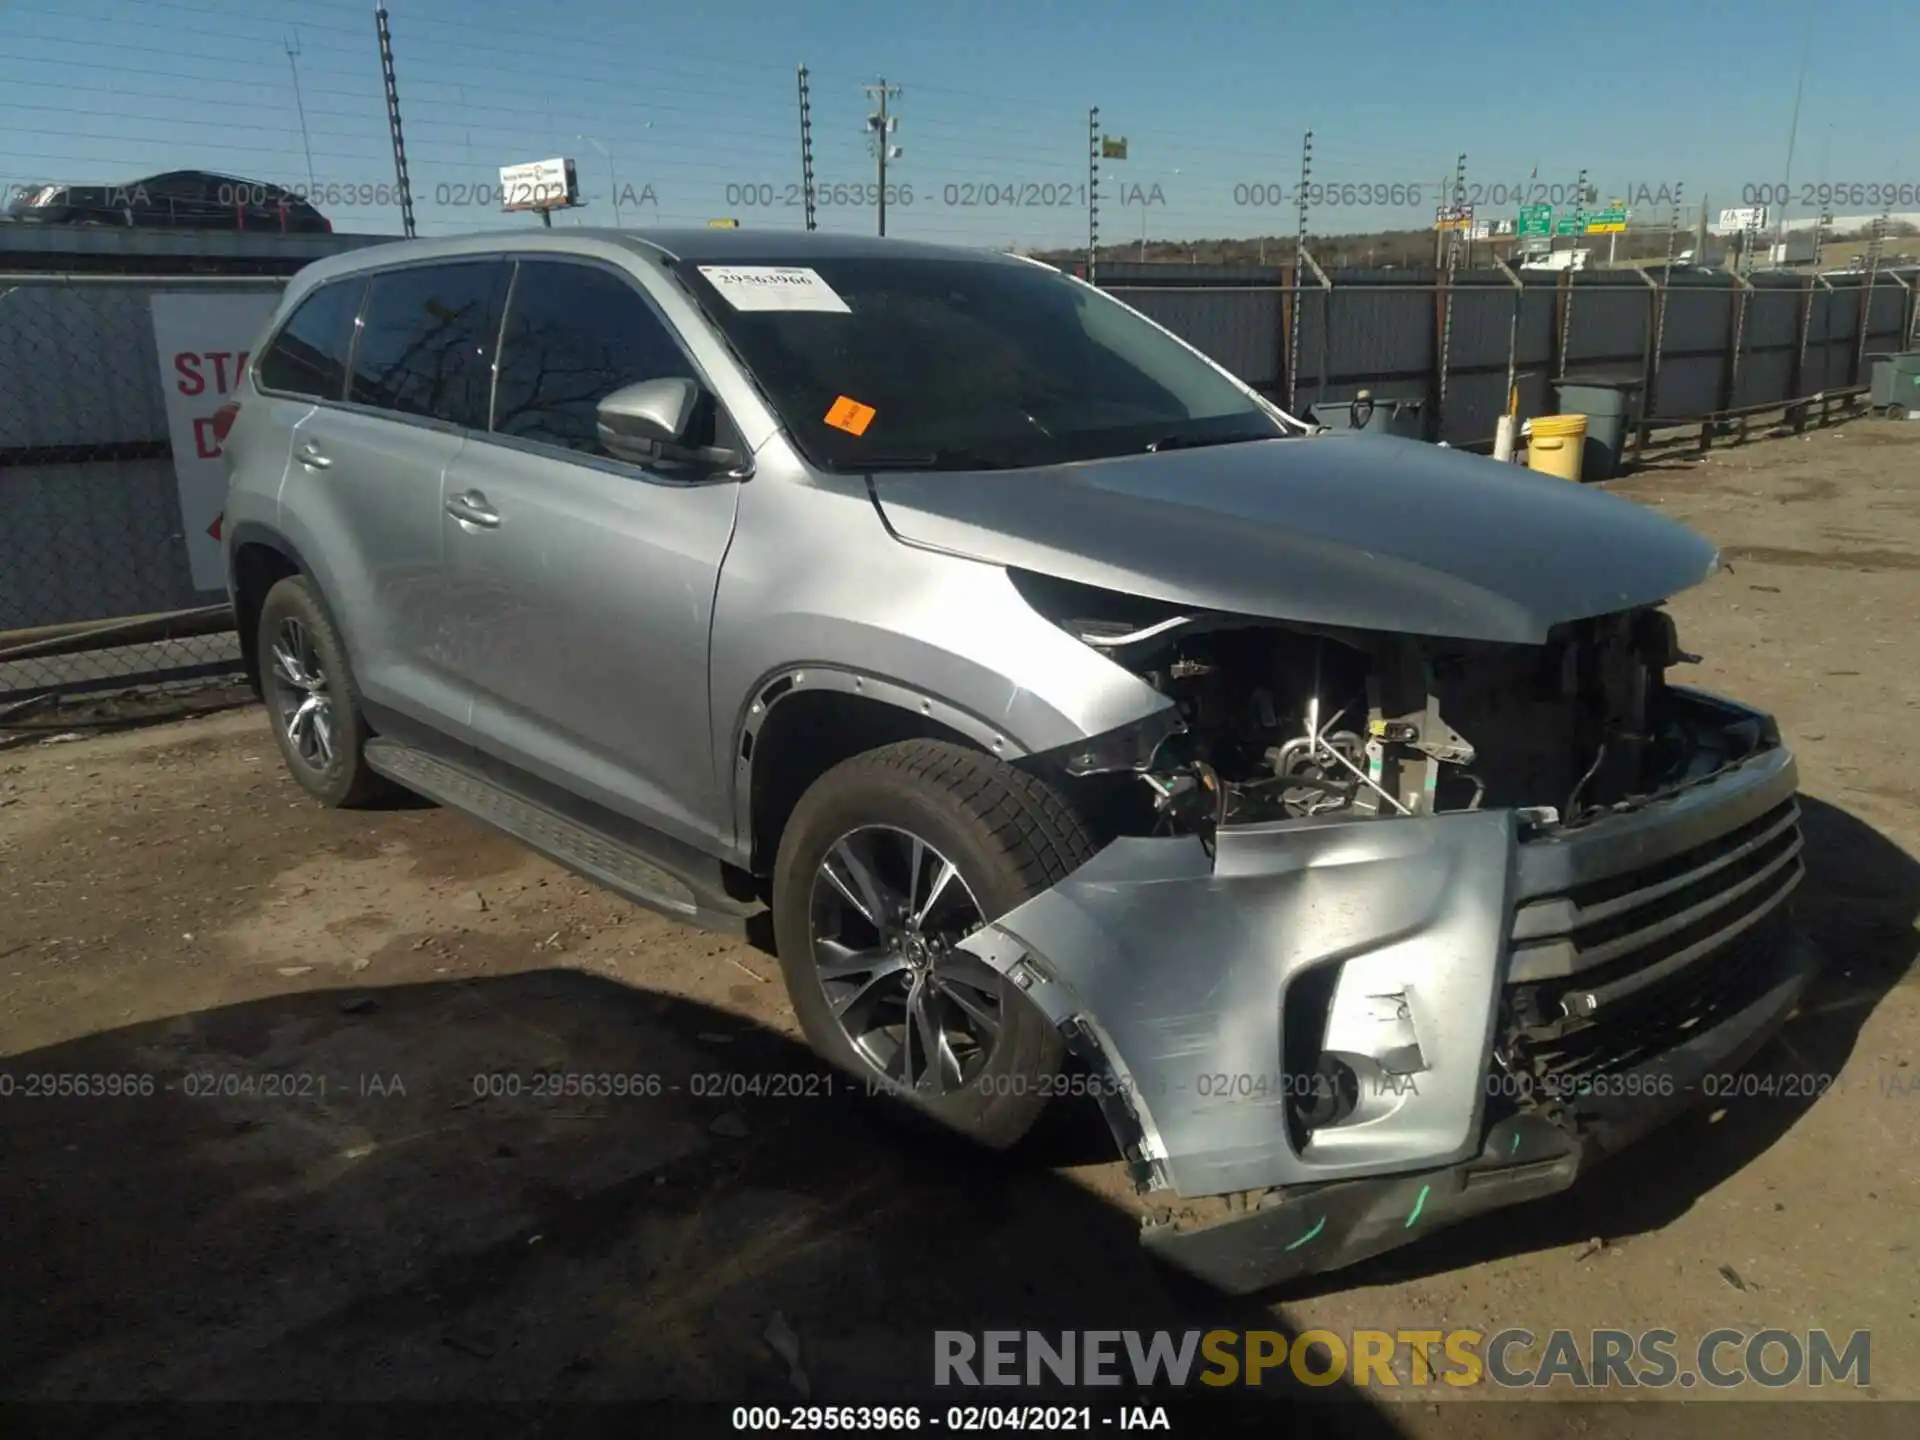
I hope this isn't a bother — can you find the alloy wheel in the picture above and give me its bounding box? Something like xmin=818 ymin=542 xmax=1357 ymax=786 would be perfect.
xmin=808 ymin=824 xmax=1007 ymax=1094
xmin=267 ymin=616 xmax=336 ymax=771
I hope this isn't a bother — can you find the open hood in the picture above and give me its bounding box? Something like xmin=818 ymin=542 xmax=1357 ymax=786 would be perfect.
xmin=868 ymin=434 xmax=1719 ymax=644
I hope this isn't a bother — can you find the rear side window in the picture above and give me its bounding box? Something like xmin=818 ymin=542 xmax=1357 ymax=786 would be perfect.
xmin=347 ymin=261 xmax=511 ymax=429
xmin=491 ymin=260 xmax=708 ymax=457
xmin=256 ymin=278 xmax=364 ymax=400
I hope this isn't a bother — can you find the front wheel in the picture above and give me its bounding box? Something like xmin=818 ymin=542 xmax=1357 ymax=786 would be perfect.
xmin=771 ymin=739 xmax=1097 ymax=1150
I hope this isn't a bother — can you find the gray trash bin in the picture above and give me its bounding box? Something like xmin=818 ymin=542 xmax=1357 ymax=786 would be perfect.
xmin=1552 ymin=378 xmax=1644 ymax=481
xmin=1866 ymin=351 xmax=1920 ymax=416
xmin=1309 ymin=390 xmax=1424 ymax=439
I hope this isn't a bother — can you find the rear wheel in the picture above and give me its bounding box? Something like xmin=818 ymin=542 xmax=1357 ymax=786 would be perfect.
xmin=771 ymin=739 xmax=1097 ymax=1150
xmin=257 ymin=576 xmax=388 ymax=808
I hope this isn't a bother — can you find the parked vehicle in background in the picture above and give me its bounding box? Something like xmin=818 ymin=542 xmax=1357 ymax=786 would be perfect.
xmin=215 ymin=228 xmax=1817 ymax=1295
xmin=6 ymin=171 xmax=331 ymax=232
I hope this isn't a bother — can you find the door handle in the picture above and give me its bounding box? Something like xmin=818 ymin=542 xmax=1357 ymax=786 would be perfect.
xmin=445 ymin=491 xmax=500 ymax=528
xmin=295 ymin=440 xmax=331 ymax=469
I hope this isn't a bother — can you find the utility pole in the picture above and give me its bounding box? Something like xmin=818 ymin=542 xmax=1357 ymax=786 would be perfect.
xmin=577 ymin=135 xmax=618 ymax=225
xmin=1559 ymin=166 xmax=1589 ymax=365
xmin=1087 ymin=107 xmax=1101 ymax=283
xmin=1662 ymin=182 xmax=1684 ymax=278
xmin=374 ymin=4 xmax=415 ymax=238
xmin=285 ymin=35 xmax=317 ymax=196
xmin=797 ymin=66 xmax=818 ymax=232
xmin=1295 ymin=128 xmax=1313 ymax=267
xmin=1439 ymin=153 xmax=1467 ymax=421
xmin=1775 ymin=3 xmax=1814 ymax=252
xmin=1859 ymin=209 xmax=1891 ymax=376
xmin=1448 ymin=152 xmax=1468 ymax=271
xmin=1288 ymin=128 xmax=1313 ymax=414
xmin=863 ymin=79 xmax=902 ymax=237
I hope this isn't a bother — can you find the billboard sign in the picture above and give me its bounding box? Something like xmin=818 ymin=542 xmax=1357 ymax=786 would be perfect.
xmin=497 ymin=157 xmax=579 ymax=213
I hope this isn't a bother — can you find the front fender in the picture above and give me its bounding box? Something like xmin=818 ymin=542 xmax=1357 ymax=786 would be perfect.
xmin=708 ymin=457 xmax=1175 ymax=858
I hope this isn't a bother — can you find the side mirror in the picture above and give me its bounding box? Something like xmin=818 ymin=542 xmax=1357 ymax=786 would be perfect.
xmin=596 ymin=377 xmax=700 ymax=462
xmin=595 ymin=377 xmax=747 ymax=474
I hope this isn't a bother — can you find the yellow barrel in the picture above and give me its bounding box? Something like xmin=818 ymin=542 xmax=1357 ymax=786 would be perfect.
xmin=1526 ymin=413 xmax=1588 ymax=482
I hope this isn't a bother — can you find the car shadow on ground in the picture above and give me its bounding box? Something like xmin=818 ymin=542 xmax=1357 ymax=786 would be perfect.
xmin=1 ymin=974 xmax=1409 ymax=1436
xmin=1270 ymin=795 xmax=1918 ymax=1297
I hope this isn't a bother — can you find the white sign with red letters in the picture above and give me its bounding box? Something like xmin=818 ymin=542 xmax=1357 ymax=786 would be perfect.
xmin=149 ymin=290 xmax=281 ymax=591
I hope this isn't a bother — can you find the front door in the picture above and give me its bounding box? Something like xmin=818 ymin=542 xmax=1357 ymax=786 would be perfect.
xmin=441 ymin=257 xmax=744 ymax=853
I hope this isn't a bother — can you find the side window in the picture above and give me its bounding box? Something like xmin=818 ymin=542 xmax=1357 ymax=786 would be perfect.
xmin=491 ymin=261 xmax=711 ymax=458
xmin=144 ymin=172 xmax=212 ymax=225
xmin=347 ymin=261 xmax=511 ymax=429
xmin=256 ymin=278 xmax=364 ymax=401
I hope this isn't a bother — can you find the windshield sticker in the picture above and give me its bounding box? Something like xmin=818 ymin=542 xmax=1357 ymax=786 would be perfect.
xmin=824 ymin=396 xmax=877 ymax=436
xmin=697 ymin=265 xmax=851 ymax=313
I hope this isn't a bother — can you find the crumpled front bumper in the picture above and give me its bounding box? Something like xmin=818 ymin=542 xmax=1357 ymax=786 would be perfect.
xmin=960 ymin=732 xmax=1817 ymax=1294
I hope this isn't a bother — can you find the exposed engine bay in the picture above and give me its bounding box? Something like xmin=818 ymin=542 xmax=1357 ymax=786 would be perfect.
xmin=960 ymin=571 xmax=1809 ymax=1294
xmin=1010 ymin=571 xmax=1735 ymax=845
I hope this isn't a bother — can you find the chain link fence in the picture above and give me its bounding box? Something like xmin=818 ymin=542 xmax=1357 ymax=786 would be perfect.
xmin=0 ymin=270 xmax=292 ymax=723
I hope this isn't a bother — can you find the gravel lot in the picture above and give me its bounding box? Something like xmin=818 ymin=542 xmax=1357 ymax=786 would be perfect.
xmin=3 ymin=421 xmax=1915 ymax=1431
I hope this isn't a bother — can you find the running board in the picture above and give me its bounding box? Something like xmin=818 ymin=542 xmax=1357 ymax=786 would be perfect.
xmin=363 ymin=738 xmax=763 ymax=936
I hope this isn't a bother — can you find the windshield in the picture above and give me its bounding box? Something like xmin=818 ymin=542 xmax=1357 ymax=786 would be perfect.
xmin=677 ymin=253 xmax=1285 ymax=471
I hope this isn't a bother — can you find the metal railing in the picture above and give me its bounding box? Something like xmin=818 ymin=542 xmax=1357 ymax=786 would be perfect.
xmin=4 ymin=255 xmax=1915 ymax=710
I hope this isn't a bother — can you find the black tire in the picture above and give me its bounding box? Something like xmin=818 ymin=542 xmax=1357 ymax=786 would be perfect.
xmin=772 ymin=739 xmax=1098 ymax=1151
xmin=256 ymin=576 xmax=388 ymax=808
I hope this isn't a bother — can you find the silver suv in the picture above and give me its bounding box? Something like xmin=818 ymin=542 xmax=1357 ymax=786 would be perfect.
xmin=221 ymin=229 xmax=1816 ymax=1292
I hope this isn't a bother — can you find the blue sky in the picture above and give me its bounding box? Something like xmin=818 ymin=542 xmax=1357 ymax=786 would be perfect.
xmin=3 ymin=0 xmax=1916 ymax=246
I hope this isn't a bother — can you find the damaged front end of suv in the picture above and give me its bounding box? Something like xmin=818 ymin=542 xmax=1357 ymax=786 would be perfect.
xmin=963 ymin=570 xmax=1815 ymax=1294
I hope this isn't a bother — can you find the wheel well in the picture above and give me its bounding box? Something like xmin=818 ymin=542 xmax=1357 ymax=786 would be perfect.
xmin=231 ymin=541 xmax=302 ymax=698
xmin=747 ymin=689 xmax=975 ymax=879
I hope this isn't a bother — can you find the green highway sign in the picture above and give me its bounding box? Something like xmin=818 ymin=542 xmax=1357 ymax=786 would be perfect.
xmin=1517 ymin=203 xmax=1554 ymax=237
xmin=1584 ymin=204 xmax=1628 ymax=234
xmin=1555 ymin=213 xmax=1587 ymax=236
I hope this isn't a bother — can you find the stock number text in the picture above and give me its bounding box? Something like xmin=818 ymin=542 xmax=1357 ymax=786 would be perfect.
xmin=1744 ymin=181 xmax=1919 ymax=210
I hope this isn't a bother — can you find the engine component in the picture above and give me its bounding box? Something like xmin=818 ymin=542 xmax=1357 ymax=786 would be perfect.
xmin=1044 ymin=600 xmax=1710 ymax=845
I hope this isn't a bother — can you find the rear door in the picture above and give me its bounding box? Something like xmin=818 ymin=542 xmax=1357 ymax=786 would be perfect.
xmin=231 ymin=275 xmax=363 ymax=533
xmin=440 ymin=256 xmax=745 ymax=851
xmin=284 ymin=258 xmax=511 ymax=743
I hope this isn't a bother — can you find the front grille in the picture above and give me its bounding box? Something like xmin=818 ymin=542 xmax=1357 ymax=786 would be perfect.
xmin=1500 ymin=797 xmax=1804 ymax=1083
xmin=1507 ymin=913 xmax=1789 ymax=1085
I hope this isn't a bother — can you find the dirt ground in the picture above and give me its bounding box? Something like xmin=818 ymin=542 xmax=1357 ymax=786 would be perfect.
xmin=3 ymin=420 xmax=1916 ymax=1431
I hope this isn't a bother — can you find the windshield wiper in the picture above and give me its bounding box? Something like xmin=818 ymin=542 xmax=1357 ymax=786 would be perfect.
xmin=849 ymin=448 xmax=1018 ymax=472
xmin=1142 ymin=431 xmax=1258 ymax=453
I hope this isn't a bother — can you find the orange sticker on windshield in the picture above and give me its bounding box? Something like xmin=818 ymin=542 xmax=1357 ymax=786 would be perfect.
xmin=824 ymin=395 xmax=876 ymax=436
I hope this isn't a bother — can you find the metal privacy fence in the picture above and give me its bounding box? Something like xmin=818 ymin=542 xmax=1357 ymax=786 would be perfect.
xmin=3 ymin=251 xmax=1917 ymax=708
xmin=1100 ymin=260 xmax=1919 ymax=447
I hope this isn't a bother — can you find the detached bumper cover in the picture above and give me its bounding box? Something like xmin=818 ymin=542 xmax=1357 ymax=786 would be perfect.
xmin=960 ymin=735 xmax=1814 ymax=1293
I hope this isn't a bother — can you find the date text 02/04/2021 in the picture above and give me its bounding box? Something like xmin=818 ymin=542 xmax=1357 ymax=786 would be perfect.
xmin=729 ymin=1404 xmax=1174 ymax=1432
xmin=719 ymin=182 xmax=1149 ymax=209
xmin=467 ymin=1070 xmax=871 ymax=1101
